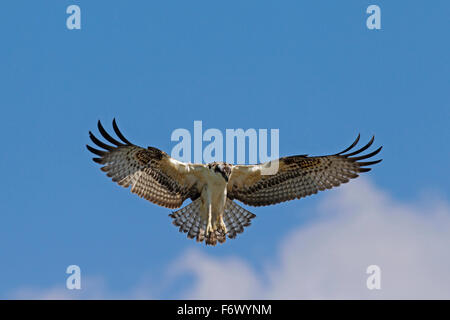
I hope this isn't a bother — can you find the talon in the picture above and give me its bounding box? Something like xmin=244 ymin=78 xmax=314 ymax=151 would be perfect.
xmin=220 ymin=220 xmax=228 ymax=234
xmin=206 ymin=222 xmax=213 ymax=236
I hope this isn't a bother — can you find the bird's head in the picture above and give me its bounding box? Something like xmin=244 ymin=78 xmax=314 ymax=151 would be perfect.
xmin=208 ymin=162 xmax=232 ymax=182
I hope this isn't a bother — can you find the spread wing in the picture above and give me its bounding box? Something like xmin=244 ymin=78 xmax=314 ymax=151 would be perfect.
xmin=86 ymin=119 xmax=203 ymax=209
xmin=227 ymin=134 xmax=382 ymax=207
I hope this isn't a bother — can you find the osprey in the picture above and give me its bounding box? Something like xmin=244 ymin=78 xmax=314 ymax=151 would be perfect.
xmin=87 ymin=120 xmax=382 ymax=246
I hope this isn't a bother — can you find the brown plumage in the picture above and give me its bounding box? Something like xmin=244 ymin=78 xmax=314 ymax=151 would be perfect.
xmin=227 ymin=134 xmax=382 ymax=207
xmin=87 ymin=119 xmax=382 ymax=246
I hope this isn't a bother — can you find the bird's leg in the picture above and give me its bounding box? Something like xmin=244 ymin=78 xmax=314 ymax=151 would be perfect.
xmin=206 ymin=203 xmax=213 ymax=236
xmin=219 ymin=194 xmax=228 ymax=234
xmin=218 ymin=214 xmax=227 ymax=234
xmin=202 ymin=185 xmax=214 ymax=236
xmin=220 ymin=219 xmax=228 ymax=234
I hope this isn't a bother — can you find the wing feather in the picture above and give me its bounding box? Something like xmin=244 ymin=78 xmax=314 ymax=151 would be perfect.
xmin=86 ymin=120 xmax=202 ymax=209
xmin=227 ymin=135 xmax=382 ymax=206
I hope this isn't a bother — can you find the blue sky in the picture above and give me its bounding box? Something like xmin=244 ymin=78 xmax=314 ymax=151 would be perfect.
xmin=0 ymin=1 xmax=449 ymax=299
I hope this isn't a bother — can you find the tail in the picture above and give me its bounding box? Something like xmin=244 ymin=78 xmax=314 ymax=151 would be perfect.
xmin=223 ymin=198 xmax=256 ymax=239
xmin=169 ymin=198 xmax=256 ymax=245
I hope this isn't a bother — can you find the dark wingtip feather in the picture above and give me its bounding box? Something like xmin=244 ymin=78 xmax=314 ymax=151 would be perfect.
xmin=97 ymin=120 xmax=126 ymax=147
xmin=89 ymin=131 xmax=114 ymax=151
xmin=336 ymin=134 xmax=360 ymax=155
xmin=351 ymin=146 xmax=382 ymax=161
xmin=86 ymin=144 xmax=106 ymax=156
xmin=337 ymin=135 xmax=383 ymax=174
xmin=358 ymin=159 xmax=383 ymax=167
xmin=342 ymin=135 xmax=375 ymax=157
xmin=112 ymin=118 xmax=133 ymax=145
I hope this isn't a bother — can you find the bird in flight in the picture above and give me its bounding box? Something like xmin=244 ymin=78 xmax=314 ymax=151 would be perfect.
xmin=87 ymin=119 xmax=382 ymax=246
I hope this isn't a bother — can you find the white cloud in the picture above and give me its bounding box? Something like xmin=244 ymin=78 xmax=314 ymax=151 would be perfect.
xmin=170 ymin=249 xmax=263 ymax=299
xmin=172 ymin=179 xmax=450 ymax=299
xmin=10 ymin=276 xmax=153 ymax=300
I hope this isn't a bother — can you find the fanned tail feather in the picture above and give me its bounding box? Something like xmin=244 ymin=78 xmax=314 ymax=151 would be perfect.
xmin=169 ymin=199 xmax=203 ymax=239
xmin=169 ymin=199 xmax=256 ymax=245
xmin=223 ymin=199 xmax=256 ymax=239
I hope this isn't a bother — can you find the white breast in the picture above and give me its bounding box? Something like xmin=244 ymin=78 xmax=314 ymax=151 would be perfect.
xmin=200 ymin=169 xmax=228 ymax=214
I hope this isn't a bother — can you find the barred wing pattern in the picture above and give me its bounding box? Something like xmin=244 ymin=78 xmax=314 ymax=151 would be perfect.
xmin=86 ymin=120 xmax=199 ymax=209
xmin=227 ymin=135 xmax=382 ymax=207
